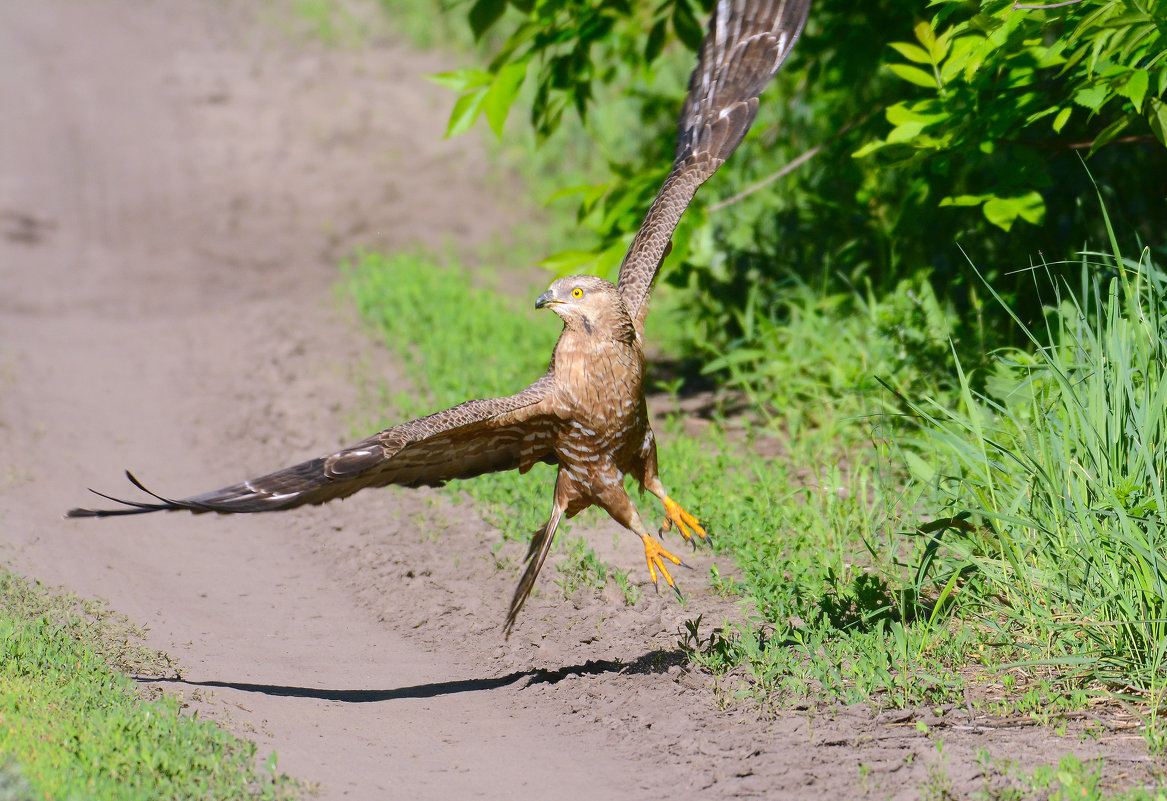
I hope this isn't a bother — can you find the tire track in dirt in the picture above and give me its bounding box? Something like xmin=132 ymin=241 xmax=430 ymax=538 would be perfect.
xmin=0 ymin=2 xmax=1153 ymax=799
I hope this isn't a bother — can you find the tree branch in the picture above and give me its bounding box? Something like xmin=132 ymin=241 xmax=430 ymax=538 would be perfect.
xmin=708 ymin=144 xmax=822 ymax=211
xmin=1067 ymin=133 xmax=1155 ymax=150
xmin=708 ymin=115 xmax=870 ymax=212
xmin=1012 ymin=0 xmax=1084 ymax=9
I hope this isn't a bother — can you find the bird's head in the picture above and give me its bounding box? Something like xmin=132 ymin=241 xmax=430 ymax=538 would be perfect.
xmin=535 ymin=275 xmax=628 ymax=336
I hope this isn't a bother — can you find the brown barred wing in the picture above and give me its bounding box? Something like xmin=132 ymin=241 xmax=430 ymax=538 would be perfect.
xmin=67 ymin=376 xmax=561 ymax=517
xmin=616 ymin=0 xmax=810 ymax=332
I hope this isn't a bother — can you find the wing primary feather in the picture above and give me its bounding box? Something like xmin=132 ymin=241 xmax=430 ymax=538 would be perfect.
xmin=67 ymin=379 xmax=558 ymax=518
xmin=125 ymin=470 xmax=216 ymax=511
xmin=65 ymin=482 xmax=173 ymax=517
xmin=616 ymin=0 xmax=810 ymax=331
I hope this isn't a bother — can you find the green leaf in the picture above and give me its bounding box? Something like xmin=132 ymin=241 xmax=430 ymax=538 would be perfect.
xmin=645 ymin=19 xmax=667 ymax=64
xmin=931 ymin=27 xmax=953 ymax=63
xmin=939 ymin=36 xmax=975 ymax=83
xmin=982 ymin=191 xmax=1045 ymax=231
xmin=673 ymin=0 xmax=705 ymax=51
xmin=1052 ymin=106 xmax=1072 ymax=133
xmin=889 ymin=42 xmax=932 ymax=65
xmin=539 ymin=248 xmax=602 ymax=275
xmin=1073 ymin=82 xmax=1109 ymax=111
xmin=982 ymin=198 xmax=1017 ymax=229
xmin=595 ymin=239 xmax=631 ymax=281
xmin=851 ymin=140 xmax=890 ymax=158
xmin=427 ymin=68 xmax=492 ymax=92
xmin=544 ymin=182 xmax=596 ymax=204
xmin=1024 ymin=106 xmax=1058 ymax=127
xmin=939 ymin=194 xmax=991 ymax=208
xmin=1148 ymin=98 xmax=1167 ymax=147
xmin=888 ymin=63 xmax=938 ymax=88
xmin=913 ymin=20 xmax=938 ymax=55
xmin=886 ymin=101 xmax=947 ymax=126
xmin=1089 ymin=115 xmax=1131 ymax=155
xmin=488 ymin=20 xmax=538 ymax=72
xmin=483 ymin=60 xmax=528 ymax=137
xmin=885 ymin=102 xmax=913 ymax=126
xmin=1114 ymin=69 xmax=1149 ymax=109
xmin=469 ymin=0 xmax=506 ymax=41
xmin=1014 ymin=193 xmax=1045 ymax=225
xmin=445 ymin=87 xmax=488 ymax=137
xmin=886 ymin=120 xmax=926 ymax=143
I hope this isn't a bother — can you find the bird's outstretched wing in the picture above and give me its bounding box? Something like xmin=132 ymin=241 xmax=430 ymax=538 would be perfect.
xmin=616 ymin=0 xmax=810 ymax=331
xmin=67 ymin=377 xmax=560 ymax=517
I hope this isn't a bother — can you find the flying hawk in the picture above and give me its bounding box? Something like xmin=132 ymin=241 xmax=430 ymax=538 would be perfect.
xmin=69 ymin=0 xmax=811 ymax=634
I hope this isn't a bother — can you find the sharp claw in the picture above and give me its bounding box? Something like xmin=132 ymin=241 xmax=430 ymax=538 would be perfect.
xmin=642 ymin=533 xmax=688 ymax=598
xmin=662 ymin=498 xmax=707 ymax=545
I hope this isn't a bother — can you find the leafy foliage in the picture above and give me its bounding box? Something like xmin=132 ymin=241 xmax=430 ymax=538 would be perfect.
xmin=433 ymin=0 xmax=1166 ymax=362
xmin=435 ymin=0 xmax=714 ymax=138
xmin=860 ymin=1 xmax=1167 ymax=232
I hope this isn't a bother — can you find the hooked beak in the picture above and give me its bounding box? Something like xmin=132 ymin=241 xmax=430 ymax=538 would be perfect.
xmin=535 ymin=290 xmax=559 ymax=309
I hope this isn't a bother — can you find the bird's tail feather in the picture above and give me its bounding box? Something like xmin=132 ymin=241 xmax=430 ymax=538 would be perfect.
xmin=504 ymin=504 xmax=565 ymax=637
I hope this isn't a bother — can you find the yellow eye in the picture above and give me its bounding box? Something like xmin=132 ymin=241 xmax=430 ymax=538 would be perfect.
xmin=571 ymin=287 xmax=584 ymax=299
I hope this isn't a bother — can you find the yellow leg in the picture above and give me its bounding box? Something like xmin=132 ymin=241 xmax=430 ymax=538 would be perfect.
xmin=594 ymin=478 xmax=692 ymax=598
xmin=661 ymin=496 xmax=707 ymax=543
xmin=640 ymin=532 xmax=687 ymax=598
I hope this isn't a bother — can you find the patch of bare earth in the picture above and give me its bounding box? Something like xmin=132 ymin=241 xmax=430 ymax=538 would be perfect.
xmin=0 ymin=0 xmax=1156 ymax=798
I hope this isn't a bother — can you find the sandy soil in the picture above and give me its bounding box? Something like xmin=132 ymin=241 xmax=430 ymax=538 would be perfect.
xmin=0 ymin=1 xmax=1158 ymax=798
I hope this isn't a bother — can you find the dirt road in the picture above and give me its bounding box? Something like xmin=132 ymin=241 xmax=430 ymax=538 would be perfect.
xmin=0 ymin=1 xmax=1151 ymax=799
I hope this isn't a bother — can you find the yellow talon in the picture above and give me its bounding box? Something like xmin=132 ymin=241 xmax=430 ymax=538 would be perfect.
xmin=661 ymin=497 xmax=707 ymax=543
xmin=641 ymin=533 xmax=686 ymax=597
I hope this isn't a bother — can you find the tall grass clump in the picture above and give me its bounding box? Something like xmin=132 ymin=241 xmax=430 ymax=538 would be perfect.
xmin=899 ymin=228 xmax=1166 ymax=694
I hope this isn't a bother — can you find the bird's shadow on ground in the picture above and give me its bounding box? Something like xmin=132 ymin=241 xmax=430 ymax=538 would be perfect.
xmin=140 ymin=648 xmax=685 ymax=703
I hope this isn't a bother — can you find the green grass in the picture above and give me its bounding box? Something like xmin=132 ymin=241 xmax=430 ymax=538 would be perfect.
xmin=0 ymin=568 xmax=299 ymax=801
xmin=555 ymin=536 xmax=642 ymax=607
xmin=890 ymin=228 xmax=1167 ymax=698
xmin=976 ymin=750 xmax=1165 ymax=801
xmin=343 ymin=232 xmax=1167 ymax=730
xmin=692 ymin=272 xmax=970 ymax=446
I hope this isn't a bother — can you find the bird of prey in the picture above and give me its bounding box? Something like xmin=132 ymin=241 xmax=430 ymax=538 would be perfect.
xmin=68 ymin=0 xmax=811 ymax=634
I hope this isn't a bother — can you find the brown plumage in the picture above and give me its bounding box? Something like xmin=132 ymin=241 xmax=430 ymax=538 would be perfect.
xmin=67 ymin=0 xmax=810 ymax=634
